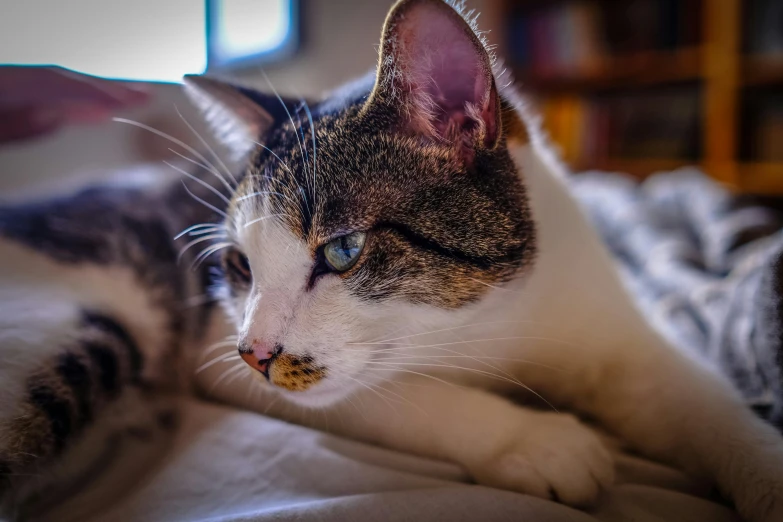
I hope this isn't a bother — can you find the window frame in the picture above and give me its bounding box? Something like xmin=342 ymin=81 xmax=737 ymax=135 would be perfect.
xmin=205 ymin=0 xmax=299 ymax=73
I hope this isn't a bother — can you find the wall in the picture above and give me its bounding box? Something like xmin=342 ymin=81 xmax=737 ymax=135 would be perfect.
xmin=0 ymin=0 xmax=501 ymax=197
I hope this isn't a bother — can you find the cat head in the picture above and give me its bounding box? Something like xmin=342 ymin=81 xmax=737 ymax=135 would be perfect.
xmin=184 ymin=0 xmax=536 ymax=407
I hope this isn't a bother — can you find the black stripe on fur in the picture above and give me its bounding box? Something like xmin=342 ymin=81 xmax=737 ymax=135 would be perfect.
xmin=27 ymin=385 xmax=72 ymax=454
xmin=55 ymin=353 xmax=93 ymax=426
xmin=83 ymin=311 xmax=143 ymax=383
xmin=84 ymin=342 xmax=121 ymax=398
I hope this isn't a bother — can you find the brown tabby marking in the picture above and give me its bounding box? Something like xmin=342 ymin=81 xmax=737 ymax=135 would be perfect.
xmin=233 ymin=80 xmax=536 ymax=310
xmin=269 ymin=354 xmax=326 ymax=391
xmin=0 ymin=312 xmax=144 ymax=482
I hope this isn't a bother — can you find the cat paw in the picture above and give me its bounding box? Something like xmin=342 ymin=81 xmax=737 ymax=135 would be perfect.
xmin=733 ymin=456 xmax=783 ymax=522
xmin=736 ymin=483 xmax=783 ymax=522
xmin=470 ymin=413 xmax=614 ymax=507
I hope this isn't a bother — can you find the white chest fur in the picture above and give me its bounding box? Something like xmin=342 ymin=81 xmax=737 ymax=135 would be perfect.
xmin=197 ymin=138 xmax=783 ymax=521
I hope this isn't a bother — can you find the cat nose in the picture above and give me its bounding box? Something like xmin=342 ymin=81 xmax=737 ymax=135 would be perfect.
xmin=242 ymin=340 xmax=277 ymax=360
xmin=238 ymin=340 xmax=282 ymax=376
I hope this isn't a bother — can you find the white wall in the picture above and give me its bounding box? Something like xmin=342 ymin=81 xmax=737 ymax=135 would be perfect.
xmin=0 ymin=0 xmax=501 ymax=196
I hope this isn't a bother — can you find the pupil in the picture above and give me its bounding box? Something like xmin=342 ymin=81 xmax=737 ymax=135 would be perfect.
xmin=238 ymin=253 xmax=250 ymax=273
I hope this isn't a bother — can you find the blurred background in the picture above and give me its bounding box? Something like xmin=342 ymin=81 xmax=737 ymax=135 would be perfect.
xmin=505 ymin=0 xmax=783 ymax=193
xmin=0 ymin=0 xmax=781 ymax=195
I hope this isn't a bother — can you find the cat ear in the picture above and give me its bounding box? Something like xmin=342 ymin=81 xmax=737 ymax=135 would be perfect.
xmin=182 ymin=75 xmax=276 ymax=159
xmin=371 ymin=0 xmax=500 ymax=162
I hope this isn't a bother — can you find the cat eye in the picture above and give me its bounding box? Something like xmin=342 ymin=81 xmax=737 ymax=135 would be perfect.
xmin=323 ymin=232 xmax=366 ymax=273
xmin=224 ymin=247 xmax=252 ymax=284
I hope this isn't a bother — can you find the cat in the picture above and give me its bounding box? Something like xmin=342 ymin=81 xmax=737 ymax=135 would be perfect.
xmin=1 ymin=0 xmax=783 ymax=521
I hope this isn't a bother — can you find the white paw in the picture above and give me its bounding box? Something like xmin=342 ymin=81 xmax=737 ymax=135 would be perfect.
xmin=732 ymin=452 xmax=783 ymax=522
xmin=735 ymin=480 xmax=783 ymax=522
xmin=470 ymin=413 xmax=614 ymax=507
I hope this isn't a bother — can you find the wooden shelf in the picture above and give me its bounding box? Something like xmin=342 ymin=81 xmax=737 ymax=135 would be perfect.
xmin=576 ymin=158 xmax=699 ymax=178
xmin=516 ymin=48 xmax=703 ymax=92
xmin=742 ymin=55 xmax=783 ymax=86
xmin=502 ymin=0 xmax=783 ymax=194
xmin=737 ymin=163 xmax=783 ymax=193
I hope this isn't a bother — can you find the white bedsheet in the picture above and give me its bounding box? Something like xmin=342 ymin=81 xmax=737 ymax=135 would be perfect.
xmin=41 ymin=399 xmax=739 ymax=522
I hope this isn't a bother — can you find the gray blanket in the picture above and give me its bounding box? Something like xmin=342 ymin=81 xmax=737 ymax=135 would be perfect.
xmin=570 ymin=169 xmax=783 ymax=427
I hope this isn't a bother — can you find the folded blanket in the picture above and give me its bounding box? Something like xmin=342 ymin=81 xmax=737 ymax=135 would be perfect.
xmin=570 ymin=169 xmax=783 ymax=427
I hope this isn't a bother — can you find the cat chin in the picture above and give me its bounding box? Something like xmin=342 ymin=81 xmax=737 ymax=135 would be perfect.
xmin=273 ymin=381 xmax=359 ymax=409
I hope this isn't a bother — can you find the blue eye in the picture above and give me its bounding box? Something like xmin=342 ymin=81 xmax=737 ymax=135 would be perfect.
xmin=323 ymin=232 xmax=366 ymax=272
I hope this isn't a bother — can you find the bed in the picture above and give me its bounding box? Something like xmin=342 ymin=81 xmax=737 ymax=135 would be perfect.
xmin=34 ymin=169 xmax=782 ymax=522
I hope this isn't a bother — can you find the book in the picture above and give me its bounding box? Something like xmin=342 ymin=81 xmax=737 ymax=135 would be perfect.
xmin=745 ymin=0 xmax=783 ymax=55
xmin=507 ymin=0 xmax=702 ymax=78
xmin=746 ymin=93 xmax=783 ymax=162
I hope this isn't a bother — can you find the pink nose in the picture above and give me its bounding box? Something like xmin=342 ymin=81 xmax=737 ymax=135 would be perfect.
xmin=239 ymin=340 xmax=279 ymax=376
xmin=249 ymin=340 xmax=276 ymax=361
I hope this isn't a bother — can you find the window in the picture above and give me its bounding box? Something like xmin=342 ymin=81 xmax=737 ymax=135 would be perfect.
xmin=0 ymin=0 xmax=297 ymax=83
xmin=208 ymin=0 xmax=296 ymax=68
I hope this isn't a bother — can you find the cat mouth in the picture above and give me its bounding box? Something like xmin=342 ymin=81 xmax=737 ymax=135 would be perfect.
xmin=238 ymin=351 xmax=326 ymax=392
xmin=239 ymin=351 xmax=274 ymax=380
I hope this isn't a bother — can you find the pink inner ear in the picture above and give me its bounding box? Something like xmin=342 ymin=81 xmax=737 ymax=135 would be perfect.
xmin=395 ymin=2 xmax=495 ymax=148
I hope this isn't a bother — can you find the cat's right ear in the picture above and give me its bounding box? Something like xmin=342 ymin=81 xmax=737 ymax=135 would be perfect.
xmin=182 ymin=75 xmax=276 ymax=159
xmin=368 ymin=0 xmax=500 ymax=165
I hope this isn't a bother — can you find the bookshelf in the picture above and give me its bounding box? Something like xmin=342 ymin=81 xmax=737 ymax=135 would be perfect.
xmin=500 ymin=0 xmax=783 ymax=194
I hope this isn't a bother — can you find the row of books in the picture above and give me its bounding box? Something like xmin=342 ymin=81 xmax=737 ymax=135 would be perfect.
xmin=744 ymin=92 xmax=783 ymax=162
xmin=540 ymin=87 xmax=701 ymax=167
xmin=745 ymin=0 xmax=783 ymax=55
xmin=507 ymin=0 xmax=702 ymax=78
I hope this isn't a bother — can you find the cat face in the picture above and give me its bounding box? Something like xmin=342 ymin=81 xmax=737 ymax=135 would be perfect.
xmin=185 ymin=0 xmax=536 ymax=407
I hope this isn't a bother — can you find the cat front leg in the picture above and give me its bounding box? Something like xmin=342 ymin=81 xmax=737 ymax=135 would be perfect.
xmin=0 ymin=232 xmax=184 ymax=517
xmin=576 ymin=336 xmax=783 ymax=522
xmin=515 ymin=139 xmax=783 ymax=521
xmin=322 ymin=380 xmax=614 ymax=507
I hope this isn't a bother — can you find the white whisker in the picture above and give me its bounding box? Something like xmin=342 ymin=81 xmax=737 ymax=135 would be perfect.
xmin=368 ymin=360 xmax=557 ymax=412
xmin=174 ymin=223 xmax=223 ymax=240
xmin=244 ymin=214 xmax=284 ymax=228
xmin=260 ymin=71 xmax=310 ymax=185
xmin=248 ymin=140 xmax=295 ymax=176
xmin=182 ymin=181 xmax=229 ymax=218
xmin=373 ymin=353 xmax=562 ymax=371
xmin=238 ymin=191 xmax=300 ymax=209
xmin=168 ymin=148 xmax=220 ymax=178
xmin=164 ymin=161 xmax=231 ymax=205
xmin=185 ymin=227 xmax=225 ymax=237
xmin=467 ymin=277 xmax=517 ymax=292
xmin=357 ymin=321 xmax=536 ymax=345
xmin=208 ymin=364 xmax=246 ymax=392
xmin=195 ymin=352 xmax=241 ymax=374
xmin=191 ymin=242 xmax=233 ymax=270
xmin=198 ymin=337 xmax=238 ymax=361
xmin=366 ymin=381 xmax=428 ymax=416
xmin=175 ymin=105 xmax=237 ymax=185
xmin=177 ymin=233 xmax=227 ymax=263
xmin=300 ymin=99 xmax=317 ymax=206
xmin=362 ymin=336 xmax=579 ymax=353
xmin=112 ymin=117 xmax=233 ymax=193
xmin=293 ymin=103 xmax=310 ymax=176
xmin=263 ymin=392 xmax=282 ymax=414
xmin=344 ymin=374 xmax=400 ymax=415
xmin=342 ymin=390 xmax=370 ymax=422
xmin=363 ymin=365 xmax=461 ymax=389
xmin=223 ymin=366 xmax=247 ymax=388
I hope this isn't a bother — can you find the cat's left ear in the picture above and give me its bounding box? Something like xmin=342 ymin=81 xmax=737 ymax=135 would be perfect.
xmin=370 ymin=0 xmax=500 ymax=163
xmin=183 ymin=75 xmax=294 ymax=159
